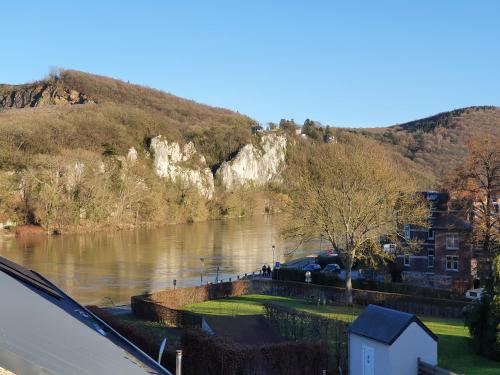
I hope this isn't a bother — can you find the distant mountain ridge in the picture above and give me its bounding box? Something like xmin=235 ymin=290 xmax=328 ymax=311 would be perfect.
xmin=0 ymin=70 xmax=498 ymax=182
xmin=355 ymin=106 xmax=500 ymax=180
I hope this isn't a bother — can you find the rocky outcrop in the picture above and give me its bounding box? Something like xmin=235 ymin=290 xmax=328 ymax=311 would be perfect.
xmin=0 ymin=81 xmax=93 ymax=108
xmin=216 ymin=134 xmax=287 ymax=190
xmin=150 ymin=136 xmax=214 ymax=198
xmin=127 ymin=147 xmax=138 ymax=163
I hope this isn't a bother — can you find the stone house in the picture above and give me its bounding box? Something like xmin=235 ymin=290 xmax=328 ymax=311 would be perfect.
xmin=395 ymin=192 xmax=473 ymax=291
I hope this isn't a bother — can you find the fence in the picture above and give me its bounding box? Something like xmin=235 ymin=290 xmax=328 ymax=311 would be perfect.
xmin=277 ymin=267 xmax=467 ymax=300
xmin=131 ymin=280 xmax=259 ymax=326
xmin=264 ymin=302 xmax=349 ymax=373
xmin=251 ymin=279 xmax=470 ymax=318
xmin=131 ymin=279 xmax=471 ymax=323
xmin=418 ymin=358 xmax=461 ymax=375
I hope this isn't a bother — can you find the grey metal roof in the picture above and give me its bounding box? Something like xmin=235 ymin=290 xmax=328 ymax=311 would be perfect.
xmin=348 ymin=305 xmax=438 ymax=345
xmin=0 ymin=256 xmax=172 ymax=375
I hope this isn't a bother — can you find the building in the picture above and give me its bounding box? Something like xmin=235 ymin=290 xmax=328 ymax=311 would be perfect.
xmin=348 ymin=304 xmax=438 ymax=375
xmin=0 ymin=256 xmax=171 ymax=375
xmin=395 ymin=192 xmax=472 ymax=291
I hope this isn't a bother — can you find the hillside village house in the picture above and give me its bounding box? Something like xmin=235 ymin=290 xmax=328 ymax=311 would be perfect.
xmin=394 ymin=192 xmax=473 ymax=292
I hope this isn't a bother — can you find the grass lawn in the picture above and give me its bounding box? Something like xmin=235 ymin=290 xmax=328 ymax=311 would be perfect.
xmin=117 ymin=313 xmax=183 ymax=344
xmin=183 ymin=294 xmax=500 ymax=375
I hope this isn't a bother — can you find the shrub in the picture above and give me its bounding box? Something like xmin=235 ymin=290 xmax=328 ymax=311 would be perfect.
xmin=464 ymin=255 xmax=500 ymax=361
xmin=86 ymin=306 xmax=177 ymax=371
xmin=181 ymin=330 xmax=328 ymax=375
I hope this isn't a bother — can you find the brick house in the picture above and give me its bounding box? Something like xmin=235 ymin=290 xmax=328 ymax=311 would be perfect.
xmin=395 ymin=192 xmax=473 ymax=291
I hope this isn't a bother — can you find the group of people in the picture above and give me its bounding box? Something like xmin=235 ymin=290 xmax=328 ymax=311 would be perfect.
xmin=261 ymin=264 xmax=273 ymax=277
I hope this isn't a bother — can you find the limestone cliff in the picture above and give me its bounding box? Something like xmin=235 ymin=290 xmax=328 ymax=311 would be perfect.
xmin=150 ymin=136 xmax=214 ymax=198
xmin=216 ymin=134 xmax=287 ymax=190
xmin=0 ymin=81 xmax=92 ymax=108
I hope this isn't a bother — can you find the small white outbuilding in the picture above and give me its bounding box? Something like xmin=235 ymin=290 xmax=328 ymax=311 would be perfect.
xmin=348 ymin=304 xmax=438 ymax=375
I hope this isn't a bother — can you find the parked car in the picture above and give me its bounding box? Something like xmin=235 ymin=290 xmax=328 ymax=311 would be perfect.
xmin=321 ymin=263 xmax=341 ymax=273
xmin=465 ymin=288 xmax=485 ymax=301
xmin=303 ymin=263 xmax=321 ymax=271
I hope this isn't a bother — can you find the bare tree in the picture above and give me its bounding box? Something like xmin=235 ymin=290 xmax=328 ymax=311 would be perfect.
xmin=282 ymin=137 xmax=428 ymax=304
xmin=447 ymin=138 xmax=500 ymax=278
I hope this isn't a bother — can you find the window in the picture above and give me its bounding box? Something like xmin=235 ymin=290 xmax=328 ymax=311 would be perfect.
xmin=383 ymin=244 xmax=396 ymax=253
xmin=446 ymin=255 xmax=459 ymax=272
xmin=428 ymin=249 xmax=435 ymax=268
xmin=428 ymin=229 xmax=435 ymax=240
xmin=404 ymin=254 xmax=411 ymax=267
xmin=446 ymin=233 xmax=459 ymax=250
xmin=404 ymin=224 xmax=411 ymax=240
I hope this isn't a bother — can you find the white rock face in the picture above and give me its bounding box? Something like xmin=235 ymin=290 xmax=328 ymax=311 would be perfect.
xmin=127 ymin=147 xmax=138 ymax=163
xmin=216 ymin=134 xmax=287 ymax=190
xmin=150 ymin=136 xmax=214 ymax=198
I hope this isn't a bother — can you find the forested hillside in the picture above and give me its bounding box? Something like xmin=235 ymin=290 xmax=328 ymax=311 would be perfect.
xmin=0 ymin=70 xmax=263 ymax=232
xmin=0 ymin=70 xmax=498 ymax=234
xmin=354 ymin=106 xmax=500 ymax=179
xmin=0 ymin=70 xmax=255 ymax=170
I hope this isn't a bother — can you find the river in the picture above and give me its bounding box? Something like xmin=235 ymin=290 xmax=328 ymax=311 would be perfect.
xmin=0 ymin=216 xmax=320 ymax=305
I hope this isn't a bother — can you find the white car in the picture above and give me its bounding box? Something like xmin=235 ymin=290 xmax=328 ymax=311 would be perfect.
xmin=465 ymin=288 xmax=484 ymax=301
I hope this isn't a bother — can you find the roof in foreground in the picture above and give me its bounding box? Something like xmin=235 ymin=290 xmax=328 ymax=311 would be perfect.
xmin=348 ymin=304 xmax=438 ymax=345
xmin=0 ymin=256 xmax=171 ymax=375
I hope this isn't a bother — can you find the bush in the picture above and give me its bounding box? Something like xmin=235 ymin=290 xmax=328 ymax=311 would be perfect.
xmin=86 ymin=306 xmax=177 ymax=371
xmin=277 ymin=267 xmax=342 ymax=286
xmin=277 ymin=267 xmax=464 ymax=300
xmin=464 ymin=255 xmax=500 ymax=361
xmin=181 ymin=330 xmax=328 ymax=375
xmin=264 ymin=302 xmax=348 ymax=372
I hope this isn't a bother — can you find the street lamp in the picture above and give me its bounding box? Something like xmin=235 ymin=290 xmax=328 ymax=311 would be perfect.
xmin=200 ymin=257 xmax=205 ymax=285
xmin=272 ymin=245 xmax=276 ymax=267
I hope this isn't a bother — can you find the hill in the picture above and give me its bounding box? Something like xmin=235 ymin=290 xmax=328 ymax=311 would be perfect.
xmin=0 ymin=70 xmax=255 ymax=169
xmin=353 ymin=106 xmax=500 ymax=180
xmin=0 ymin=70 xmax=498 ymax=233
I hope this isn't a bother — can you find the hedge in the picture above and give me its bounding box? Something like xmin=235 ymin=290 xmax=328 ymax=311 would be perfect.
xmin=181 ymin=330 xmax=329 ymax=375
xmin=277 ymin=267 xmax=465 ymax=300
xmin=264 ymin=302 xmax=348 ymax=373
xmin=86 ymin=306 xmax=176 ymax=372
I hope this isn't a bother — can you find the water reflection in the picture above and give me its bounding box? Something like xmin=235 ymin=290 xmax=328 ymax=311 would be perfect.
xmin=0 ymin=216 xmax=319 ymax=305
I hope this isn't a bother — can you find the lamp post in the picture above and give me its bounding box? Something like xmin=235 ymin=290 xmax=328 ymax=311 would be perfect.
xmin=200 ymin=257 xmax=205 ymax=285
xmin=272 ymin=245 xmax=276 ymax=267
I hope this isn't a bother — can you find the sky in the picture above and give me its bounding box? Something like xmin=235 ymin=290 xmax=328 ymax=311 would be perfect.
xmin=2 ymin=1 xmax=499 ymax=127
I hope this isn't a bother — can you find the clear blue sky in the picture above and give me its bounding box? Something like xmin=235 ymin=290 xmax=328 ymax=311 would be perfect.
xmin=2 ymin=1 xmax=499 ymax=127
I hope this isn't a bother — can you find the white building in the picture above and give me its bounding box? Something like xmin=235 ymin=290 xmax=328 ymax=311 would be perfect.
xmin=348 ymin=305 xmax=438 ymax=375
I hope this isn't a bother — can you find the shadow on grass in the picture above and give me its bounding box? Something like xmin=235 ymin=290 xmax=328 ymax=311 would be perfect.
xmin=437 ymin=334 xmax=499 ymax=375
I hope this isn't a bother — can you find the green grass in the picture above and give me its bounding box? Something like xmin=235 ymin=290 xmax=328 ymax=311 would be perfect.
xmin=117 ymin=313 xmax=183 ymax=344
xmin=183 ymin=294 xmax=500 ymax=375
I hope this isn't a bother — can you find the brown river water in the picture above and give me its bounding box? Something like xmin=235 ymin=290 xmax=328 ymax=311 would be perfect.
xmin=0 ymin=216 xmax=319 ymax=305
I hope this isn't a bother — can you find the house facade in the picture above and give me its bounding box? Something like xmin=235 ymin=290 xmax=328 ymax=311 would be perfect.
xmin=395 ymin=192 xmax=473 ymax=291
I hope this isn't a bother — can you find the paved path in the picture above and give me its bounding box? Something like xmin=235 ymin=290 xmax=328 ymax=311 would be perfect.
xmin=204 ymin=315 xmax=284 ymax=345
xmin=101 ymin=304 xmax=132 ymax=316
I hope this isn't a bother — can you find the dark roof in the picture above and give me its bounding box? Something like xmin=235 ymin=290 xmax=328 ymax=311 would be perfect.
xmin=433 ymin=214 xmax=471 ymax=231
xmin=348 ymin=305 xmax=438 ymax=345
xmin=0 ymin=255 xmax=171 ymax=375
xmin=0 ymin=256 xmax=62 ymax=298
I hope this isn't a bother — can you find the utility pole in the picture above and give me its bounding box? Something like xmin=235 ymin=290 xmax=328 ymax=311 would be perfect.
xmin=200 ymin=257 xmax=205 ymax=285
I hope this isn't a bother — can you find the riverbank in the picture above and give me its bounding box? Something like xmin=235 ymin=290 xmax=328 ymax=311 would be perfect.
xmin=0 ymin=215 xmax=311 ymax=306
